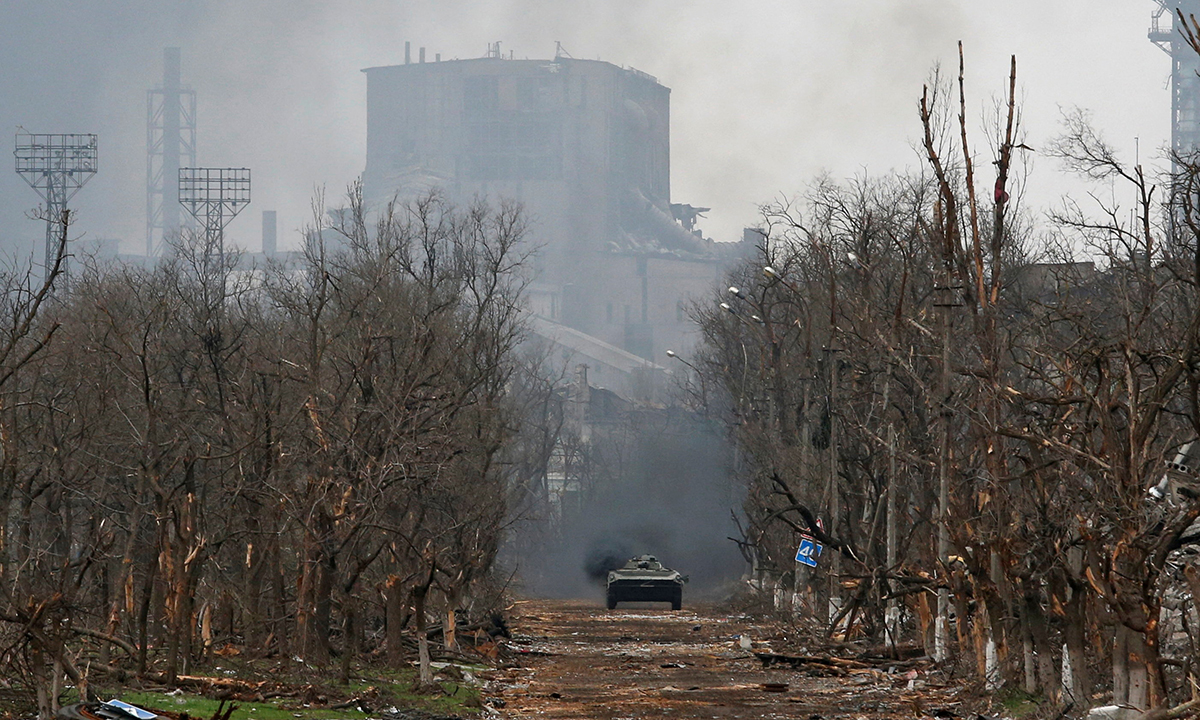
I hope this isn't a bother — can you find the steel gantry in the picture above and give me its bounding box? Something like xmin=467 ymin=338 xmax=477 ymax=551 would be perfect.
xmin=147 ymin=47 xmax=197 ymax=257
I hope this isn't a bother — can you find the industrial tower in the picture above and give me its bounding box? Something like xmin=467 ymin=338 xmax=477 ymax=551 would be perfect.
xmin=147 ymin=47 xmax=197 ymax=256
xmin=1151 ymin=2 xmax=1200 ymax=159
xmin=14 ymin=132 xmax=98 ymax=277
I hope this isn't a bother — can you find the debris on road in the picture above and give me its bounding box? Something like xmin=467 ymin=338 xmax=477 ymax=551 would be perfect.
xmin=493 ymin=599 xmax=975 ymax=719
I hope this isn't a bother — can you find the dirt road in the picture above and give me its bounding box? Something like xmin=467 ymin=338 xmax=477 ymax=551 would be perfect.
xmin=487 ymin=599 xmax=969 ymax=720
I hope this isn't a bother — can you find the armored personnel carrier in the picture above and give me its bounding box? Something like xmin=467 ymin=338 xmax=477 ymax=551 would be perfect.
xmin=606 ymin=554 xmax=687 ymax=610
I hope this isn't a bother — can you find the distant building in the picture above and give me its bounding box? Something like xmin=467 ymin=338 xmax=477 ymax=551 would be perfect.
xmin=362 ymin=50 xmax=743 ymax=366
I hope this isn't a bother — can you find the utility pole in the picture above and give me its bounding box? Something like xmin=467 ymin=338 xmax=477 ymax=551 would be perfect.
xmin=794 ymin=377 xmax=813 ymax=615
xmin=886 ymin=418 xmax=899 ymax=649
xmin=828 ymin=346 xmax=841 ymax=626
xmin=825 ymin=243 xmax=843 ymax=629
xmin=935 ymin=286 xmax=953 ymax=664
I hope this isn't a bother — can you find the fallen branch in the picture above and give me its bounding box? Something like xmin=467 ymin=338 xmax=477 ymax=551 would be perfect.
xmin=137 ymin=673 xmax=268 ymax=693
xmin=73 ymin=627 xmax=138 ymax=659
xmin=1140 ymin=697 xmax=1200 ymax=720
xmin=754 ymin=651 xmax=870 ymax=671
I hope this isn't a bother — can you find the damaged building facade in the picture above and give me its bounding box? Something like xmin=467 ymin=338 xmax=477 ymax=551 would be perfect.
xmin=361 ymin=49 xmax=741 ymax=372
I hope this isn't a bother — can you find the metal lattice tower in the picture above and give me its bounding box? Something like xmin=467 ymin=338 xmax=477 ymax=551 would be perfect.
xmin=147 ymin=47 xmax=197 ymax=256
xmin=178 ymin=168 xmax=250 ymax=271
xmin=14 ymin=132 xmax=98 ymax=274
xmin=1151 ymin=2 xmax=1200 ymax=160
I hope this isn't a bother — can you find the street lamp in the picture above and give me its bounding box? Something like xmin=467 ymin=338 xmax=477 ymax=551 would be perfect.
xmin=665 ymin=348 xmax=695 ymax=370
xmin=725 ymin=290 xmax=766 ymax=325
xmin=763 ymin=265 xmax=807 ymax=299
xmin=666 ymin=350 xmax=706 ymax=411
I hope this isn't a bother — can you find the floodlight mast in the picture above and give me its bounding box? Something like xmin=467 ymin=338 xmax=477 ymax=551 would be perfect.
xmin=178 ymin=167 xmax=250 ymax=275
xmin=13 ymin=132 xmax=98 ymax=277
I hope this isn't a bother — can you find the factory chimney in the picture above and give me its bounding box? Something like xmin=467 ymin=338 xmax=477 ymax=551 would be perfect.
xmin=262 ymin=210 xmax=277 ymax=257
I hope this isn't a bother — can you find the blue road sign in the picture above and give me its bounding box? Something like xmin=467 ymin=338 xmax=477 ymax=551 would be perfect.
xmin=796 ymin=537 xmax=823 ymax=567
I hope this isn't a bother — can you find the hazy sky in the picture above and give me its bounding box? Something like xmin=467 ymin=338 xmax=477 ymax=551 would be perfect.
xmin=0 ymin=1 xmax=1175 ymax=257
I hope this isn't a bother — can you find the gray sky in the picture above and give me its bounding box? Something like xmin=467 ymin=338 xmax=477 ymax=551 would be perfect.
xmin=0 ymin=1 xmax=1173 ymax=256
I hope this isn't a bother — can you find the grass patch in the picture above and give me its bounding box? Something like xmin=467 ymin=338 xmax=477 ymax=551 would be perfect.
xmin=996 ymin=688 xmax=1042 ymax=718
xmin=113 ymin=693 xmax=368 ymax=720
xmin=100 ymin=665 xmax=483 ymax=720
xmin=361 ymin=666 xmax=482 ymax=716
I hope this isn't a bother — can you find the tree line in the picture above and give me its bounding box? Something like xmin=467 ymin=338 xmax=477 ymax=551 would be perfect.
xmin=692 ymin=47 xmax=1200 ymax=712
xmin=0 ymin=186 xmax=538 ymax=718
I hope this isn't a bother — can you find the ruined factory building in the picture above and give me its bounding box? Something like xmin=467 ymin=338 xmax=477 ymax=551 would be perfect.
xmin=361 ymin=47 xmax=746 ymax=373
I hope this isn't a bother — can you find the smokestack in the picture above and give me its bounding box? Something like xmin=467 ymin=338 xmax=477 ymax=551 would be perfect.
xmin=435 ymin=53 xmax=441 ymax=62
xmin=160 ymin=47 xmax=183 ymax=255
xmin=405 ymin=41 xmax=411 ymax=65
xmin=419 ymin=47 xmax=426 ymax=63
xmin=262 ymin=210 xmax=277 ymax=257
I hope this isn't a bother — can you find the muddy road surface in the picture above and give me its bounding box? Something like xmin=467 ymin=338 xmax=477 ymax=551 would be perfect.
xmin=487 ymin=599 xmax=969 ymax=719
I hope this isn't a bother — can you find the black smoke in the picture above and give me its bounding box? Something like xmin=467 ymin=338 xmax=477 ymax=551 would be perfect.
xmin=583 ymin=540 xmax=632 ymax=584
xmin=507 ymin=405 xmax=747 ymax=599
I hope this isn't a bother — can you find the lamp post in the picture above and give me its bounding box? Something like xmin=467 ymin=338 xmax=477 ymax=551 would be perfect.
xmin=666 ymin=349 xmax=707 ymax=410
xmin=719 ymin=302 xmax=752 ymax=418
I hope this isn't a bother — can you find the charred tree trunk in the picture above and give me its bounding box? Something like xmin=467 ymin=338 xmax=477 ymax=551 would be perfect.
xmin=312 ymin=547 xmax=334 ymax=664
xmin=136 ymin=554 xmax=156 ymax=675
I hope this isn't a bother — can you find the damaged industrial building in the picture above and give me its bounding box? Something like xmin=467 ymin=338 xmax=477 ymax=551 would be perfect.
xmin=361 ymin=44 xmax=748 ymax=395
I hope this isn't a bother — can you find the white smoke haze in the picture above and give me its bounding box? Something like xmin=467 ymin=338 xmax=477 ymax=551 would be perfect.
xmin=0 ymin=1 xmax=1170 ymax=255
